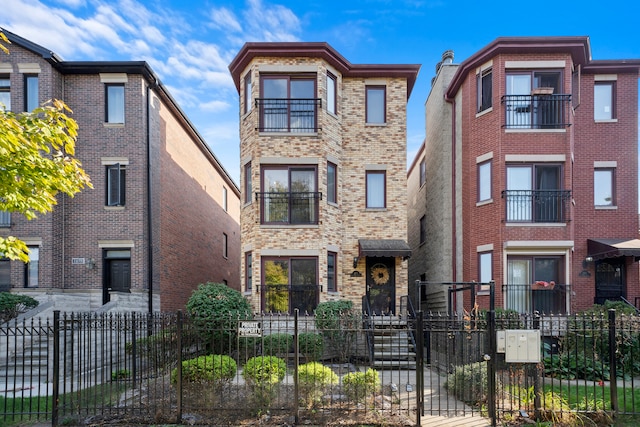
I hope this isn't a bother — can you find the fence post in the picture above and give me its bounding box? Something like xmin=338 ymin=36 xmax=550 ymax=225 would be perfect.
xmin=131 ymin=312 xmax=137 ymax=390
xmin=532 ymin=313 xmax=541 ymax=420
xmin=293 ymin=309 xmax=299 ymax=424
xmin=52 ymin=310 xmax=60 ymax=427
xmin=487 ymin=281 xmax=497 ymax=427
xmin=176 ymin=310 xmax=183 ymax=424
xmin=608 ymin=309 xmax=618 ymax=415
xmin=415 ymin=311 xmax=424 ymax=426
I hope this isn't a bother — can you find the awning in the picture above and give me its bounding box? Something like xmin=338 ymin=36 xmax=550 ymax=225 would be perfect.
xmin=587 ymin=238 xmax=640 ymax=261
xmin=358 ymin=239 xmax=412 ymax=259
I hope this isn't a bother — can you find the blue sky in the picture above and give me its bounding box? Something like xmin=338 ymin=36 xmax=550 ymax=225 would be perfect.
xmin=2 ymin=0 xmax=639 ymax=186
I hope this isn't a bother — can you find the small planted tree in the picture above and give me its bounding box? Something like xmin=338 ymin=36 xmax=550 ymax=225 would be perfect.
xmin=185 ymin=282 xmax=252 ymax=352
xmin=298 ymin=362 xmax=338 ymax=408
xmin=315 ymin=300 xmax=360 ymax=363
xmin=0 ymin=293 xmax=39 ymax=323
xmin=243 ymin=356 xmax=287 ymax=415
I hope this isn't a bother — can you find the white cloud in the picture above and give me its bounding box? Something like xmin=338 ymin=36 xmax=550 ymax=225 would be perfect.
xmin=200 ymin=100 xmax=232 ymax=113
xmin=210 ymin=7 xmax=242 ymax=33
xmin=243 ymin=0 xmax=300 ymax=42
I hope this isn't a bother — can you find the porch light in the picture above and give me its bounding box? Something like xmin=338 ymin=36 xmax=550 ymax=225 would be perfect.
xmin=353 ymin=257 xmax=359 ymax=268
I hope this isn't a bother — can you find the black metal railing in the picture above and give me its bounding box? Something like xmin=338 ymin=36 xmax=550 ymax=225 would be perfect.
xmin=502 ymin=283 xmax=570 ymax=315
xmin=258 ymin=284 xmax=320 ymax=315
xmin=501 ymin=94 xmax=571 ymax=129
xmin=256 ymin=191 xmax=321 ymax=225
xmin=501 ymin=189 xmax=571 ymax=223
xmin=256 ymin=98 xmax=321 ymax=132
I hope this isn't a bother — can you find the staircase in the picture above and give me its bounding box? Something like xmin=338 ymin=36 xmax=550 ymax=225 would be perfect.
xmin=367 ymin=315 xmax=417 ymax=369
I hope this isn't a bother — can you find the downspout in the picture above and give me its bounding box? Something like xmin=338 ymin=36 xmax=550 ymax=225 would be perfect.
xmin=445 ymin=96 xmax=457 ymax=311
xmin=146 ymin=82 xmax=154 ymax=314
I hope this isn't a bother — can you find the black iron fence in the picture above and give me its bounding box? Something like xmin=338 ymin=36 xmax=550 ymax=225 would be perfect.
xmin=2 ymin=308 xmax=640 ymax=426
xmin=502 ymin=283 xmax=571 ymax=315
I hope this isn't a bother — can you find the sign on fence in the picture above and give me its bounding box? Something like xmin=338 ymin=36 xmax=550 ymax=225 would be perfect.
xmin=238 ymin=321 xmax=262 ymax=337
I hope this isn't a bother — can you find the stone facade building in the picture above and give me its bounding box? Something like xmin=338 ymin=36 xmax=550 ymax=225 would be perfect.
xmin=0 ymin=29 xmax=240 ymax=312
xmin=408 ymin=37 xmax=640 ymax=314
xmin=229 ymin=43 xmax=419 ymax=315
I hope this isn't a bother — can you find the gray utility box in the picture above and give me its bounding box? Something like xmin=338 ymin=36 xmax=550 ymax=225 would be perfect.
xmin=496 ymin=330 xmax=541 ymax=363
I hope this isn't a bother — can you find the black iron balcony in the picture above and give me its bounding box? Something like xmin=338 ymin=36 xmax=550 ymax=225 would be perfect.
xmin=502 ymin=283 xmax=570 ymax=315
xmin=501 ymin=189 xmax=571 ymax=223
xmin=259 ymin=284 xmax=320 ymax=314
xmin=256 ymin=191 xmax=322 ymax=225
xmin=502 ymin=94 xmax=571 ymax=129
xmin=256 ymin=98 xmax=321 ymax=133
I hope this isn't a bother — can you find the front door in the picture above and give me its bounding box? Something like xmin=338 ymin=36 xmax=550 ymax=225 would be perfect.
xmin=366 ymin=257 xmax=395 ymax=315
xmin=594 ymin=259 xmax=626 ymax=305
xmin=103 ymin=249 xmax=131 ymax=304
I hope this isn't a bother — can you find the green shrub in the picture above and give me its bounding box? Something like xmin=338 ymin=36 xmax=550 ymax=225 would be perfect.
xmin=444 ymin=362 xmax=489 ymax=405
xmin=342 ymin=368 xmax=381 ymax=403
xmin=242 ymin=356 xmax=287 ymax=386
xmin=237 ymin=336 xmax=261 ymax=363
xmin=299 ymin=332 xmax=324 ymax=361
xmin=298 ymin=362 xmax=338 ymax=407
xmin=171 ymin=354 xmax=237 ymax=385
xmin=0 ymin=292 xmax=39 ymax=322
xmin=263 ymin=333 xmax=293 ymax=355
xmin=111 ymin=369 xmax=130 ymax=381
xmin=185 ymin=282 xmax=252 ymax=352
xmin=242 ymin=356 xmax=287 ymax=415
xmin=315 ymin=300 xmax=360 ymax=363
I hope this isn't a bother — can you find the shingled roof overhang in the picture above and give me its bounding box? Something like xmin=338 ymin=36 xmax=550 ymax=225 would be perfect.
xmin=445 ymin=36 xmax=593 ymax=100
xmin=229 ymin=42 xmax=420 ymax=99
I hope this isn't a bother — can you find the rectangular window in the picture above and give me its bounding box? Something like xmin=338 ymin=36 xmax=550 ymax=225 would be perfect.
xmin=223 ymin=233 xmax=228 ymax=258
xmin=0 ymin=258 xmax=10 ymax=292
xmin=506 ymin=256 xmax=565 ymax=314
xmin=327 ymin=162 xmax=337 ymax=204
xmin=594 ymin=168 xmax=615 ymax=206
xmin=245 ymin=252 xmax=252 ymax=291
xmin=478 ymin=160 xmax=491 ymax=202
xmin=419 ymin=158 xmax=426 ymax=187
xmin=25 ymin=246 xmax=39 ymax=288
xmin=106 ymin=164 xmax=126 ymax=206
xmin=262 ymin=257 xmax=318 ymax=314
xmin=419 ymin=215 xmax=426 ymax=245
xmin=505 ymin=71 xmax=563 ymax=128
xmin=105 ymin=83 xmax=125 ymax=123
xmin=223 ymin=186 xmax=228 ymax=212
xmin=505 ymin=164 xmax=567 ymax=222
xmin=24 ymin=74 xmax=38 ymax=112
xmin=244 ymin=72 xmax=252 ymax=114
xmin=327 ymin=72 xmax=336 ymax=115
xmin=0 ymin=211 xmax=10 ymax=227
xmin=259 ymin=75 xmax=317 ymax=132
xmin=366 ymin=86 xmax=385 ymax=124
xmin=366 ymin=170 xmax=386 ymax=208
xmin=594 ymin=81 xmax=614 ymax=120
xmin=327 ymin=252 xmax=336 ymax=292
xmin=0 ymin=75 xmax=10 ymax=110
xmin=244 ymin=162 xmax=252 ymax=204
xmin=477 ymin=68 xmax=492 ymax=112
xmin=479 ymin=251 xmax=492 ymax=291
xmin=260 ymin=166 xmax=319 ymax=224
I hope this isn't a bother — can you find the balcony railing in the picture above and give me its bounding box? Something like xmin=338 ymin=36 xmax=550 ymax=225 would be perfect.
xmin=259 ymin=284 xmax=320 ymax=314
xmin=501 ymin=189 xmax=571 ymax=223
xmin=502 ymin=94 xmax=571 ymax=129
xmin=502 ymin=283 xmax=570 ymax=315
xmin=256 ymin=191 xmax=322 ymax=225
xmin=256 ymin=98 xmax=321 ymax=133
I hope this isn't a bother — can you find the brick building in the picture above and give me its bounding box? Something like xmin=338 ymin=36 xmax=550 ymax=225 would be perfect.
xmin=0 ymin=29 xmax=240 ymax=312
xmin=229 ymin=43 xmax=419 ymax=315
xmin=408 ymin=37 xmax=640 ymax=314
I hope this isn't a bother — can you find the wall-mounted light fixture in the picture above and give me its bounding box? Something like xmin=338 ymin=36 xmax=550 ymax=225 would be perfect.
xmin=85 ymin=258 xmax=96 ymax=270
xmin=353 ymin=257 xmax=359 ymax=268
xmin=582 ymin=256 xmax=594 ymax=269
xmin=350 ymin=270 xmax=362 ymax=277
